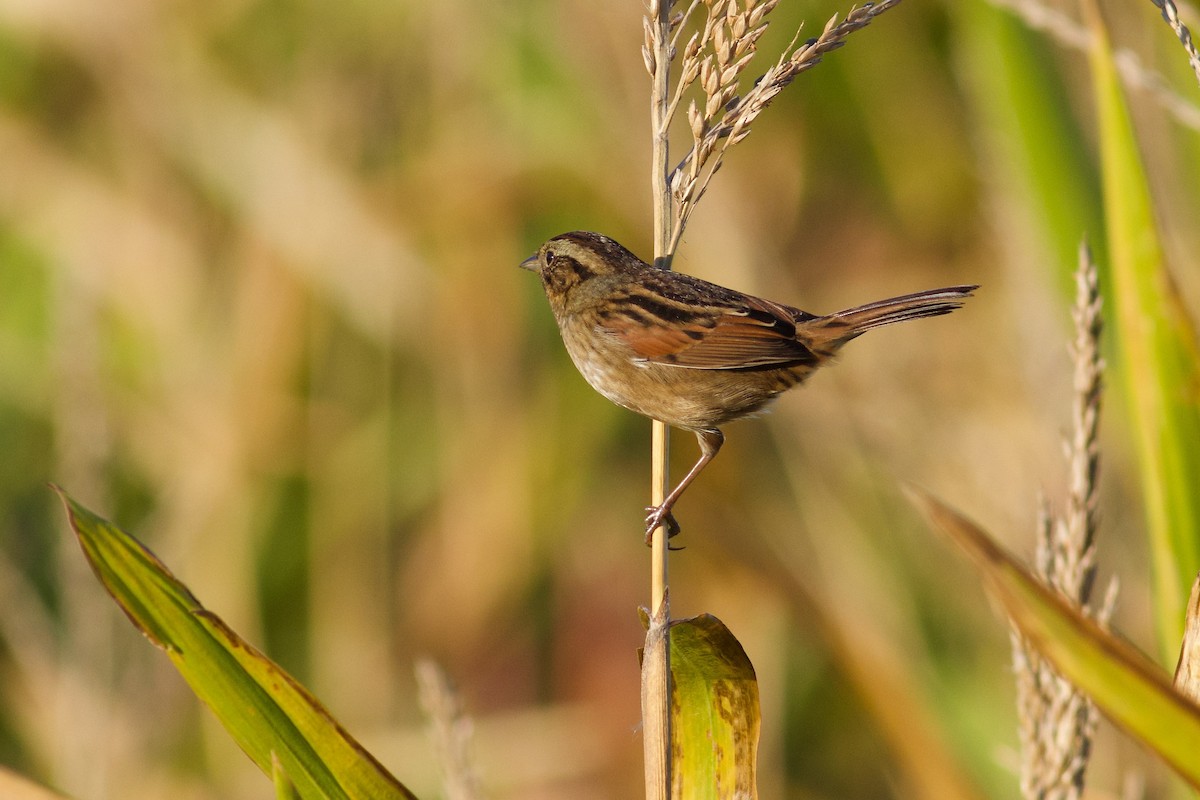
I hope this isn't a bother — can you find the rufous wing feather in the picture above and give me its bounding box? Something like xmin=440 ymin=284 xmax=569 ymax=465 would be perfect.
xmin=602 ymin=295 xmax=819 ymax=370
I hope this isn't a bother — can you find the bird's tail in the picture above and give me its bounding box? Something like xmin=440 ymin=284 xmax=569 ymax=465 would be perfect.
xmin=814 ymin=284 xmax=977 ymax=344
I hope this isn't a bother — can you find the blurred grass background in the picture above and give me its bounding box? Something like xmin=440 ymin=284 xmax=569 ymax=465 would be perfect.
xmin=1 ymin=0 xmax=1199 ymax=797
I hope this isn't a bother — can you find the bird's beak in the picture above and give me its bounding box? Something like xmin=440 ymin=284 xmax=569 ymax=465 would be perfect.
xmin=519 ymin=253 xmax=540 ymax=272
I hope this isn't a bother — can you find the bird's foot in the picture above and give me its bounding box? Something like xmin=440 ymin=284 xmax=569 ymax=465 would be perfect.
xmin=643 ymin=506 xmax=682 ymax=547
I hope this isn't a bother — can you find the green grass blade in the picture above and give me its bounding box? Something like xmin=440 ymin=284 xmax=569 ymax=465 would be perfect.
xmin=669 ymin=614 xmax=760 ymax=799
xmin=1085 ymin=0 xmax=1200 ymax=654
xmin=274 ymin=752 xmax=303 ymax=800
xmin=913 ymin=489 xmax=1200 ymax=787
xmin=55 ymin=487 xmax=416 ymax=800
xmin=956 ymin=1 xmax=1104 ymax=288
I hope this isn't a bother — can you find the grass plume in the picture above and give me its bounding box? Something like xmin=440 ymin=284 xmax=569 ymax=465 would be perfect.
xmin=1151 ymin=0 xmax=1200 ymax=88
xmin=644 ymin=0 xmax=906 ymax=255
xmin=1011 ymin=244 xmax=1116 ymax=800
xmin=415 ymin=659 xmax=484 ymax=800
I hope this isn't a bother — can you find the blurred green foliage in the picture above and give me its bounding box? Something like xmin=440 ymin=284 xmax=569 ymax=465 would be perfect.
xmin=1 ymin=0 xmax=1198 ymax=797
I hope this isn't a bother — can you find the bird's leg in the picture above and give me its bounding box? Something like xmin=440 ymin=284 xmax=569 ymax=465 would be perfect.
xmin=643 ymin=428 xmax=725 ymax=544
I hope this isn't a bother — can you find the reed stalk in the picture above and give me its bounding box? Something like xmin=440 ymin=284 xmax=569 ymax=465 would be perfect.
xmin=644 ymin=3 xmax=676 ymax=796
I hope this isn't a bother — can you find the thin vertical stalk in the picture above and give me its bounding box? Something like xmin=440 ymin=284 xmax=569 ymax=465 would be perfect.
xmin=650 ymin=421 xmax=670 ymax=610
xmin=645 ymin=2 xmax=674 ymax=797
xmin=649 ymin=0 xmax=674 ymax=614
xmin=637 ymin=2 xmax=905 ymax=794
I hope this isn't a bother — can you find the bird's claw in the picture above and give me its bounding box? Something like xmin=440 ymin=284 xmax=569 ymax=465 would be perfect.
xmin=643 ymin=506 xmax=681 ymax=546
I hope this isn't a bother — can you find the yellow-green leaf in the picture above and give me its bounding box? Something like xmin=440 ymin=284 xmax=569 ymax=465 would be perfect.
xmin=913 ymin=489 xmax=1200 ymax=788
xmin=956 ymin=0 xmax=1103 ymax=290
xmin=56 ymin=487 xmax=415 ymax=800
xmin=274 ymin=752 xmax=303 ymax=800
xmin=670 ymin=614 xmax=759 ymax=800
xmin=1084 ymin=0 xmax=1200 ymax=654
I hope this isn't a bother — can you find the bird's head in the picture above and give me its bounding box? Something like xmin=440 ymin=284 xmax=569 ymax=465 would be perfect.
xmin=520 ymin=231 xmax=647 ymax=310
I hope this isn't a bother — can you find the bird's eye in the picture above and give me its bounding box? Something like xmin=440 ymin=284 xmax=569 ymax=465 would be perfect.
xmin=545 ymin=251 xmax=557 ymax=266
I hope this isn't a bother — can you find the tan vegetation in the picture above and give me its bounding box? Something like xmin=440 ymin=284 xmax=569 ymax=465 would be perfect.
xmin=1 ymin=0 xmax=1199 ymax=796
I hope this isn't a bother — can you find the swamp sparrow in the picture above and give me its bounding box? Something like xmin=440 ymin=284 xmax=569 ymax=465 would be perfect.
xmin=521 ymin=231 xmax=976 ymax=541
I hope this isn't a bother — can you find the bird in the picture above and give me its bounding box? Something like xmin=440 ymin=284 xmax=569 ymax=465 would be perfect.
xmin=521 ymin=230 xmax=976 ymax=542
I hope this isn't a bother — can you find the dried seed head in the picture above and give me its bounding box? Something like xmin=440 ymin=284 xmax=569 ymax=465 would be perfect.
xmin=743 ymin=23 xmax=768 ymax=51
xmin=666 ymin=0 xmax=905 ymax=252
xmin=700 ymin=56 xmax=718 ymax=94
xmin=713 ymin=20 xmax=727 ymax=59
xmin=748 ymin=0 xmax=778 ymax=27
xmin=722 ymin=51 xmax=755 ymax=84
xmin=688 ymin=99 xmax=704 ymax=137
xmin=705 ymin=91 xmax=724 ymax=119
xmin=680 ymin=58 xmax=700 ymax=87
xmin=732 ymin=13 xmax=747 ymax=40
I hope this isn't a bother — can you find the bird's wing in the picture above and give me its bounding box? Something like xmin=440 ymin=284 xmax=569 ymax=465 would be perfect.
xmin=599 ymin=293 xmax=819 ymax=370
